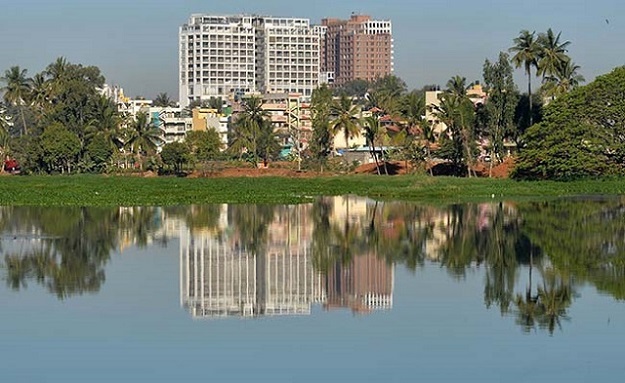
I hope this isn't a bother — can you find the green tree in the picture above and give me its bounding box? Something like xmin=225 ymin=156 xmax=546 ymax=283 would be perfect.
xmin=229 ymin=96 xmax=273 ymax=166
xmin=542 ymin=60 xmax=585 ymax=100
xmin=123 ymin=111 xmax=163 ymax=169
xmin=85 ymin=134 xmax=114 ymax=173
xmin=310 ymin=84 xmax=334 ymax=171
xmin=153 ymin=92 xmax=176 ymax=107
xmin=512 ymin=66 xmax=625 ymax=180
xmin=160 ymin=141 xmax=189 ymax=173
xmin=1 ymin=66 xmax=31 ymax=135
xmin=330 ymin=94 xmax=362 ymax=149
xmin=335 ymin=79 xmax=370 ymax=98
xmin=430 ymin=85 xmax=476 ymax=177
xmin=399 ymin=90 xmax=431 ymax=174
xmin=40 ymin=123 xmax=81 ymax=173
xmin=536 ymin=28 xmax=571 ymax=80
xmin=509 ymin=30 xmax=540 ymax=125
xmin=186 ymin=129 xmax=223 ymax=163
xmin=483 ymin=52 xmax=519 ymax=170
xmin=363 ymin=116 xmax=385 ymax=175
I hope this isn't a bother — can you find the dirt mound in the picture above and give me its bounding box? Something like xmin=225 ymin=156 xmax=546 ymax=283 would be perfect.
xmin=473 ymin=157 xmax=515 ymax=178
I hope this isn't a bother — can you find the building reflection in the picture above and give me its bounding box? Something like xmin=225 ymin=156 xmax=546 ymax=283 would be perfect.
xmin=178 ymin=198 xmax=394 ymax=319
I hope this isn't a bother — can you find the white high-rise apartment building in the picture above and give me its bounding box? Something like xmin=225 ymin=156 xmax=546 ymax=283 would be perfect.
xmin=254 ymin=17 xmax=319 ymax=97
xmin=179 ymin=15 xmax=256 ymax=108
xmin=179 ymin=14 xmax=320 ymax=108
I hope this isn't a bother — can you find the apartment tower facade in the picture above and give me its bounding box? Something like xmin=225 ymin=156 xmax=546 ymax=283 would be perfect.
xmin=320 ymin=14 xmax=394 ymax=86
xmin=179 ymin=14 xmax=319 ymax=108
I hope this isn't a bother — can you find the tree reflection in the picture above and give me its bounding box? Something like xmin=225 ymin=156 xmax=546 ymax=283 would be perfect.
xmin=1 ymin=206 xmax=159 ymax=299
xmin=2 ymin=196 xmax=625 ymax=334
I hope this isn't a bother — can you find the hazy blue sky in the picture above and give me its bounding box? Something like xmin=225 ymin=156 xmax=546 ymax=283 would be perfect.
xmin=1 ymin=0 xmax=623 ymax=99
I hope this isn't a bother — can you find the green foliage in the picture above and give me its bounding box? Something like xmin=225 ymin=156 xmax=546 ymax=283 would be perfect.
xmin=8 ymin=135 xmax=44 ymax=173
xmin=483 ymin=52 xmax=519 ymax=160
xmin=186 ymin=129 xmax=223 ymax=162
xmin=85 ymin=134 xmax=114 ymax=173
xmin=40 ymin=123 xmax=81 ymax=173
xmin=335 ymin=79 xmax=371 ymax=98
xmin=512 ymin=66 xmax=625 ymax=180
xmin=160 ymin=142 xmax=189 ymax=173
xmin=330 ymin=94 xmax=362 ymax=149
xmin=310 ymin=85 xmax=334 ymax=167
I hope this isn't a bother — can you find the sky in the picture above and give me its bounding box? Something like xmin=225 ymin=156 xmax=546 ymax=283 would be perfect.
xmin=1 ymin=0 xmax=623 ymax=100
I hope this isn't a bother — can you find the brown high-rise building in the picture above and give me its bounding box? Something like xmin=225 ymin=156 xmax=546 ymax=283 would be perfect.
xmin=319 ymin=14 xmax=394 ymax=86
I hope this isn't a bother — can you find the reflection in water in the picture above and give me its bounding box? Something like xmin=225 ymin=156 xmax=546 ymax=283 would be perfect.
xmin=179 ymin=202 xmax=394 ymax=318
xmin=3 ymin=196 xmax=625 ymax=333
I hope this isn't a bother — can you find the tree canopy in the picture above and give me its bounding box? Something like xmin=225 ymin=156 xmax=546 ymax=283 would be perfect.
xmin=512 ymin=66 xmax=625 ymax=180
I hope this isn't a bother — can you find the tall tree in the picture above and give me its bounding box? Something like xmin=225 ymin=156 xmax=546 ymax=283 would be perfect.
xmin=430 ymin=89 xmax=476 ymax=177
xmin=153 ymin=92 xmax=175 ymax=107
xmin=363 ymin=116 xmax=383 ymax=175
xmin=310 ymin=85 xmax=334 ymax=171
xmin=483 ymin=52 xmax=518 ymax=170
xmin=509 ymin=30 xmax=540 ymax=125
xmin=1 ymin=66 xmax=31 ymax=135
xmin=446 ymin=75 xmax=468 ymax=98
xmin=512 ymin=66 xmax=625 ymax=180
xmin=123 ymin=111 xmax=163 ymax=169
xmin=542 ymin=60 xmax=585 ymax=100
xmin=330 ymin=94 xmax=362 ymax=150
xmin=399 ymin=90 xmax=431 ymax=174
xmin=536 ymin=28 xmax=571 ymax=80
xmin=229 ymin=96 xmax=273 ymax=166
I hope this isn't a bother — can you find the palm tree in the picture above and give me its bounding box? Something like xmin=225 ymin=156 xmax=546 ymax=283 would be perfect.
xmin=400 ymin=91 xmax=433 ymax=175
xmin=0 ymin=104 xmax=12 ymax=166
xmin=363 ymin=116 xmax=382 ymax=174
xmin=123 ymin=111 xmax=163 ymax=169
xmin=330 ymin=94 xmax=362 ymax=150
xmin=153 ymin=92 xmax=175 ymax=107
xmin=29 ymin=73 xmax=50 ymax=121
xmin=430 ymin=91 xmax=476 ymax=177
xmin=542 ymin=61 xmax=585 ymax=100
xmin=229 ymin=96 xmax=270 ymax=166
xmin=1 ymin=66 xmax=32 ymax=135
xmin=85 ymin=95 xmax=123 ymax=151
xmin=446 ymin=75 xmax=467 ymax=98
xmin=509 ymin=30 xmax=540 ymax=125
xmin=537 ymin=28 xmax=571 ymax=80
xmin=45 ymin=57 xmax=69 ymax=82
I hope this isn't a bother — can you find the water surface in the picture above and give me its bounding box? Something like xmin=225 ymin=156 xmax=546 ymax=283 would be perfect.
xmin=1 ymin=197 xmax=625 ymax=382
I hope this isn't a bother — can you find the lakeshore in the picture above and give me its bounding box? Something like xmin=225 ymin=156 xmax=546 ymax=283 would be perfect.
xmin=1 ymin=174 xmax=624 ymax=206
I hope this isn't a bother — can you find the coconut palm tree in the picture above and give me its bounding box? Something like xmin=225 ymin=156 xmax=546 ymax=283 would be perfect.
xmin=537 ymin=28 xmax=571 ymax=80
xmin=430 ymin=91 xmax=476 ymax=177
xmin=85 ymin=95 xmax=123 ymax=151
xmin=509 ymin=30 xmax=540 ymax=125
xmin=363 ymin=116 xmax=382 ymax=174
xmin=446 ymin=75 xmax=468 ymax=98
xmin=123 ymin=111 xmax=163 ymax=169
xmin=29 ymin=73 xmax=50 ymax=122
xmin=229 ymin=96 xmax=271 ymax=166
xmin=400 ymin=91 xmax=435 ymax=175
xmin=330 ymin=94 xmax=362 ymax=150
xmin=0 ymin=104 xmax=12 ymax=166
xmin=153 ymin=92 xmax=175 ymax=107
xmin=1 ymin=66 xmax=32 ymax=135
xmin=542 ymin=61 xmax=585 ymax=100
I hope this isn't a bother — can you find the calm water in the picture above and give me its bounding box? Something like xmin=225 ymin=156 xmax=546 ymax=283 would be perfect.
xmin=2 ymin=197 xmax=625 ymax=382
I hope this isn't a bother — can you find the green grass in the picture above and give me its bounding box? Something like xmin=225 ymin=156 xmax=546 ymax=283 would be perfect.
xmin=1 ymin=174 xmax=624 ymax=206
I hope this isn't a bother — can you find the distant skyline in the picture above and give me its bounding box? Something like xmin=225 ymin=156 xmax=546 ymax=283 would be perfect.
xmin=1 ymin=0 xmax=623 ymax=99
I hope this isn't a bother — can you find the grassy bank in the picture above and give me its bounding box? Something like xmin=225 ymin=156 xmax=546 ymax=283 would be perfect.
xmin=1 ymin=174 xmax=624 ymax=206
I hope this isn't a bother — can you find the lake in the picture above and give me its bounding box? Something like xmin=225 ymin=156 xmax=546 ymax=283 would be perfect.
xmin=1 ymin=196 xmax=625 ymax=382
